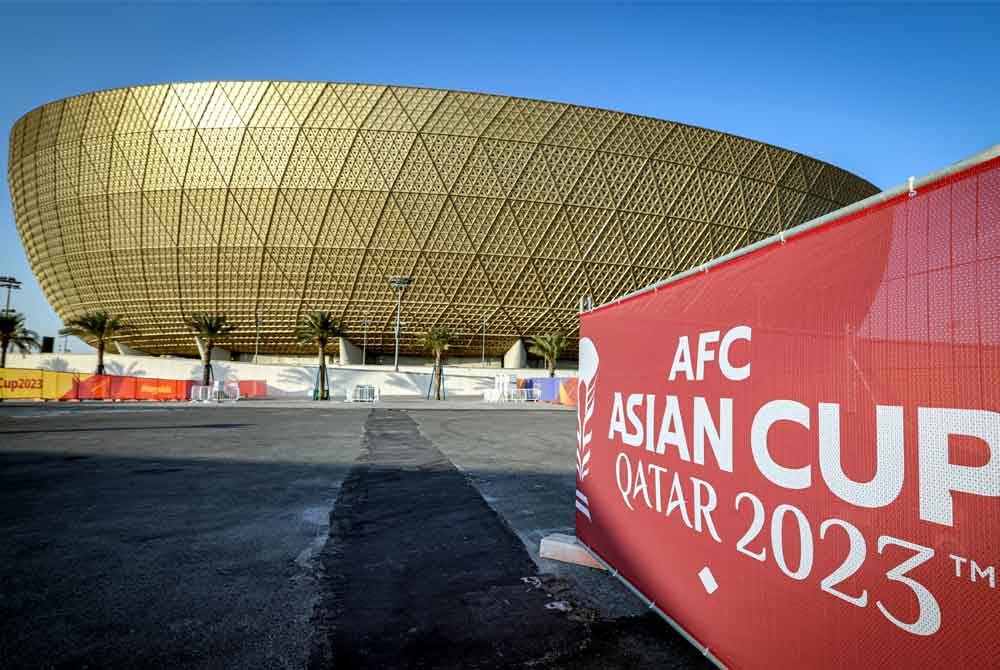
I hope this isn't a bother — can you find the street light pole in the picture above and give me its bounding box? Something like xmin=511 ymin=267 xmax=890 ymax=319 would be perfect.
xmin=362 ymin=319 xmax=368 ymax=366
xmin=388 ymin=276 xmax=413 ymax=373
xmin=394 ymin=293 xmax=402 ymax=370
xmin=0 ymin=276 xmax=21 ymax=314
xmin=482 ymin=315 xmax=486 ymax=367
xmin=254 ymin=311 xmax=263 ymax=364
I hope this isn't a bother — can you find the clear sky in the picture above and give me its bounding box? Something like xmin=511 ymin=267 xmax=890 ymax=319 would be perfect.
xmin=2 ymin=1 xmax=997 ymax=352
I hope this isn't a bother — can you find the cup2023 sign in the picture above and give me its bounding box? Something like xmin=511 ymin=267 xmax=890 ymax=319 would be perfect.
xmin=576 ymin=153 xmax=1000 ymax=668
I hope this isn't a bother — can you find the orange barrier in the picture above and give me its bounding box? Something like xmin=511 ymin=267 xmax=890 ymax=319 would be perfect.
xmin=238 ymin=380 xmax=268 ymax=398
xmin=75 ymin=374 xmax=111 ymax=400
xmin=0 ymin=368 xmax=265 ymax=401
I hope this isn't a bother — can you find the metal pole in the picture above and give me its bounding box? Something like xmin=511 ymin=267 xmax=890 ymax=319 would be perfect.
xmin=394 ymin=291 xmax=402 ymax=372
xmin=362 ymin=319 xmax=368 ymax=366
xmin=481 ymin=316 xmax=486 ymax=367
xmin=0 ymin=276 xmax=21 ymax=314
xmin=388 ymin=276 xmax=412 ymax=372
xmin=254 ymin=314 xmax=262 ymax=364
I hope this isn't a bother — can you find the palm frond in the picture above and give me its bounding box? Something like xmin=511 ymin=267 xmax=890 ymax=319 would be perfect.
xmin=0 ymin=312 xmax=40 ymax=353
xmin=59 ymin=310 xmax=129 ymax=344
xmin=528 ymin=333 xmax=568 ymax=362
xmin=295 ymin=311 xmax=341 ymax=347
xmin=184 ymin=313 xmax=234 ymax=339
xmin=424 ymin=326 xmax=452 ymax=354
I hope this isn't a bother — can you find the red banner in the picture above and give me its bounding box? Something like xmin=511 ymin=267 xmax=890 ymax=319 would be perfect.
xmin=75 ymin=374 xmax=112 ymax=400
xmin=0 ymin=369 xmax=260 ymax=402
xmin=577 ymin=153 xmax=1000 ymax=668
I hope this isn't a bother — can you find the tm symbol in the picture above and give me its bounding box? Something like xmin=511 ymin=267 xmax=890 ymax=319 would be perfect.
xmin=949 ymin=553 xmax=997 ymax=590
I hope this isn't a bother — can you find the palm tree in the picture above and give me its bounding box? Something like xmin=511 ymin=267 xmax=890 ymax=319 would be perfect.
xmin=425 ymin=326 xmax=452 ymax=400
xmin=295 ymin=311 xmax=341 ymax=400
xmin=0 ymin=312 xmax=40 ymax=368
xmin=185 ymin=314 xmax=234 ymax=385
xmin=529 ymin=333 xmax=568 ymax=378
xmin=59 ymin=311 xmax=129 ymax=375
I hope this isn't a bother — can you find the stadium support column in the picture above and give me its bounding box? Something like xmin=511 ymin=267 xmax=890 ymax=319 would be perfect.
xmin=503 ymin=338 xmax=527 ymax=369
xmin=115 ymin=341 xmax=150 ymax=356
xmin=194 ymin=336 xmax=231 ymax=361
xmin=338 ymin=336 xmax=363 ymax=365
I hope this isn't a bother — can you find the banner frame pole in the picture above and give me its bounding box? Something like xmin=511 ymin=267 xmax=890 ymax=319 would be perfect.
xmin=579 ymin=539 xmax=727 ymax=669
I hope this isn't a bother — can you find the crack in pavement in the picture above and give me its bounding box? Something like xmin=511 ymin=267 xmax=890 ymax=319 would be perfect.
xmin=307 ymin=409 xmax=589 ymax=669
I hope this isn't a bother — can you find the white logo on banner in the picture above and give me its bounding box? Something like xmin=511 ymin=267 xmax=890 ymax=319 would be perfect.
xmin=576 ymin=337 xmax=599 ymax=521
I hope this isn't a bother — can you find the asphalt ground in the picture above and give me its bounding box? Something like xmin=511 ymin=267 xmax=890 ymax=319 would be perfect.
xmin=0 ymin=401 xmax=712 ymax=669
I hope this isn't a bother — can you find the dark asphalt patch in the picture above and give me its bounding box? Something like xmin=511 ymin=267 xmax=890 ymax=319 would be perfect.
xmin=131 ymin=467 xmax=185 ymax=475
xmin=308 ymin=409 xmax=589 ymax=669
xmin=543 ymin=613 xmax=715 ymax=670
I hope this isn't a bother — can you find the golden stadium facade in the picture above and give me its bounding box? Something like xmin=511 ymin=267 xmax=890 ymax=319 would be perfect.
xmin=7 ymin=82 xmax=877 ymax=358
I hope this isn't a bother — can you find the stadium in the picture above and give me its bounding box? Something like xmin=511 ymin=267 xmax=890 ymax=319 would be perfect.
xmin=7 ymin=82 xmax=878 ymax=361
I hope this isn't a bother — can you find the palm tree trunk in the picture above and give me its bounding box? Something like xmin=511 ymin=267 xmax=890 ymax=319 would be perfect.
xmin=202 ymin=341 xmax=212 ymax=386
xmin=435 ymin=351 xmax=442 ymax=400
xmin=548 ymin=358 xmax=555 ymax=378
xmin=96 ymin=342 xmax=105 ymax=375
xmin=317 ymin=344 xmax=326 ymax=400
xmin=1 ymin=340 xmax=7 ymax=369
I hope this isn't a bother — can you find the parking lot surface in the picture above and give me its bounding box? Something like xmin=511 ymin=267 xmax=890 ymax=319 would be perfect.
xmin=0 ymin=401 xmax=710 ymax=669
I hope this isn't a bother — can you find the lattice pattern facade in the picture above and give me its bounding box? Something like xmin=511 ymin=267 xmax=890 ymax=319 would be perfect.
xmin=8 ymin=82 xmax=878 ymax=357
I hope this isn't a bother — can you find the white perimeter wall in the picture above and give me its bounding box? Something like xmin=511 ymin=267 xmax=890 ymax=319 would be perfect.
xmin=4 ymin=352 xmax=576 ymax=399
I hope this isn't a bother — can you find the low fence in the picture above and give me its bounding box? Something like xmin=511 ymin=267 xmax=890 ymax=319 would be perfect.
xmin=0 ymin=368 xmax=267 ymax=401
xmin=348 ymin=384 xmax=380 ymax=402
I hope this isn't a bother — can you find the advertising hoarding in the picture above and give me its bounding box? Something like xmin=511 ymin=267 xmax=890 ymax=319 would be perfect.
xmin=576 ymin=148 xmax=1000 ymax=668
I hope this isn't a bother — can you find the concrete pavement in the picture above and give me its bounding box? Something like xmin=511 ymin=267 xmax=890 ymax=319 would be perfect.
xmin=0 ymin=402 xmax=710 ymax=669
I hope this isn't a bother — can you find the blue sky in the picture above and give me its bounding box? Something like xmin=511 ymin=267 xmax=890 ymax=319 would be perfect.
xmin=2 ymin=1 xmax=997 ymax=351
